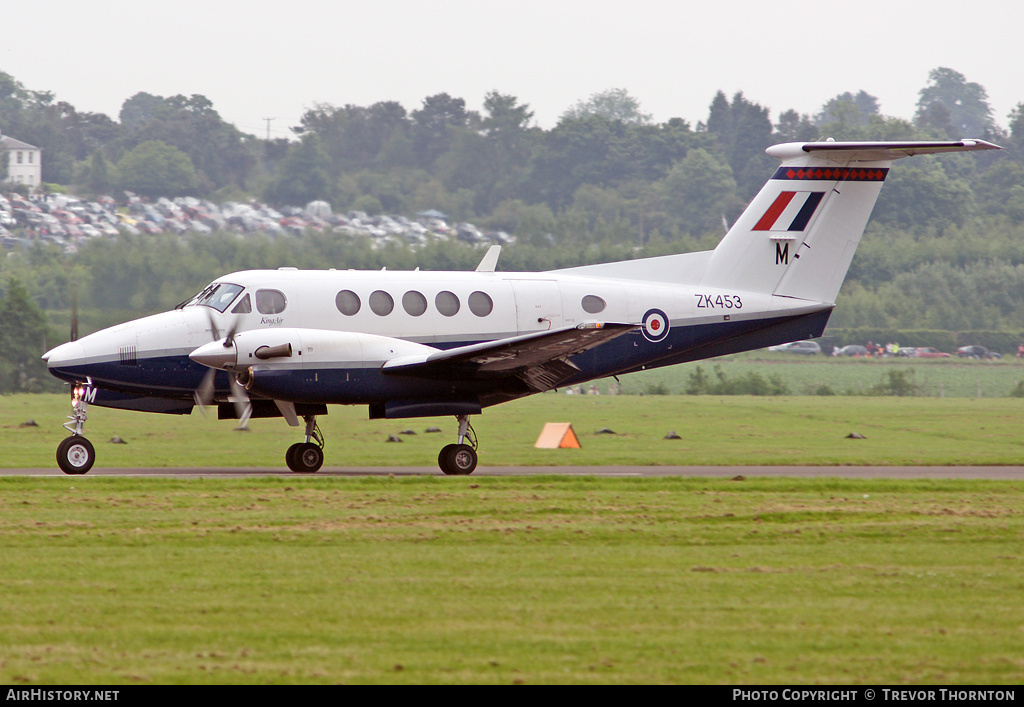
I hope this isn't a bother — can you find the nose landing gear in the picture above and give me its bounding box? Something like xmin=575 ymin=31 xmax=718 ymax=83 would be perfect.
xmin=57 ymin=383 xmax=96 ymax=475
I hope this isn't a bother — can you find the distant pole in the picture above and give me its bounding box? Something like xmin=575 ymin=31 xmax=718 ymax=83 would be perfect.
xmin=262 ymin=117 xmax=275 ymax=141
xmin=70 ymin=285 xmax=78 ymax=342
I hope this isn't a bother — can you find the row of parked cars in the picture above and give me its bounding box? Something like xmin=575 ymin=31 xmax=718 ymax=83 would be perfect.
xmin=769 ymin=341 xmax=1005 ymax=359
xmin=0 ymin=191 xmax=514 ymax=253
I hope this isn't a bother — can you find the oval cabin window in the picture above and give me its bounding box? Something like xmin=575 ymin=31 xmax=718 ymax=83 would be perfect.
xmin=402 ymin=291 xmax=428 ymax=316
xmin=435 ymin=291 xmax=460 ymax=317
xmin=369 ymin=290 xmax=394 ymax=316
xmin=336 ymin=290 xmax=361 ymax=316
xmin=468 ymin=291 xmax=493 ymax=317
xmin=582 ymin=295 xmax=606 ymax=314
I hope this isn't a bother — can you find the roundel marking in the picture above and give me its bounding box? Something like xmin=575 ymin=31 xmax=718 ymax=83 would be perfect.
xmin=641 ymin=308 xmax=670 ymax=342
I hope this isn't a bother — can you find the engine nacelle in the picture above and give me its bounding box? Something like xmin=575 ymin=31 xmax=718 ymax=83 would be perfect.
xmin=190 ymin=328 xmax=439 ymax=372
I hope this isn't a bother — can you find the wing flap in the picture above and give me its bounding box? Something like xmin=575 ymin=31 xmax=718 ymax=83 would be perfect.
xmin=383 ymin=322 xmax=635 ymax=390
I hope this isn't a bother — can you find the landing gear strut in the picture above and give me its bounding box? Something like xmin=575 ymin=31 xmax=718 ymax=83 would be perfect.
xmin=438 ymin=414 xmax=478 ymax=475
xmin=286 ymin=414 xmax=324 ymax=473
xmin=57 ymin=383 xmax=96 ymax=475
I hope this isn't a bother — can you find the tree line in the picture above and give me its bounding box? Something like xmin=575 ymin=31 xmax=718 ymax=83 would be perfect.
xmin=2 ymin=67 xmax=1022 ymax=231
xmin=3 ymin=67 xmax=1024 ymax=393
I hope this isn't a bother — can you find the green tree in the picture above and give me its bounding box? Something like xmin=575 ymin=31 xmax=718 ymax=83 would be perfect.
xmin=264 ymin=133 xmax=332 ymax=206
xmin=0 ymin=277 xmax=53 ymax=393
xmin=411 ymin=93 xmax=474 ymax=169
xmin=561 ymin=88 xmax=652 ymax=124
xmin=527 ymin=115 xmax=637 ymax=210
xmin=774 ymin=109 xmax=818 ymax=142
xmin=296 ymin=100 xmax=413 ymax=175
xmin=119 ymin=92 xmax=165 ymax=130
xmin=915 ymin=67 xmax=995 ymax=138
xmin=116 ymin=140 xmax=197 ymax=197
xmin=817 ymin=91 xmax=880 ymax=128
xmin=659 ymin=148 xmax=741 ymax=235
xmin=119 ymin=93 xmax=256 ymax=193
xmin=873 ymin=160 xmax=975 ymax=230
xmin=703 ymin=91 xmax=774 ymax=198
xmin=82 ymin=149 xmax=116 ymax=194
xmin=116 ymin=139 xmax=197 ymax=196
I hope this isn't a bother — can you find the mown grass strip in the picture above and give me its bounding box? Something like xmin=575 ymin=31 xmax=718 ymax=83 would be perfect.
xmin=4 ymin=393 xmax=1023 ymax=468
xmin=1 ymin=477 xmax=1021 ymax=684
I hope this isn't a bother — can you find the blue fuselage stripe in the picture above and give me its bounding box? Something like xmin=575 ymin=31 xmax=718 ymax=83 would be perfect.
xmin=47 ymin=310 xmax=832 ymax=409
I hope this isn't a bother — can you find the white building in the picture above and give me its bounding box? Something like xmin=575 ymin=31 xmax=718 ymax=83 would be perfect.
xmin=1 ymin=133 xmax=42 ymax=189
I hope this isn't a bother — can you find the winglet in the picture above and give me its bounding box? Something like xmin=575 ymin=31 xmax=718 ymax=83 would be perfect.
xmin=475 ymin=245 xmax=501 ymax=272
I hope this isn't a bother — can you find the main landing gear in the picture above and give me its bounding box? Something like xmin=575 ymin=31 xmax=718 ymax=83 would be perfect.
xmin=281 ymin=413 xmax=478 ymax=475
xmin=285 ymin=414 xmax=325 ymax=473
xmin=57 ymin=383 xmax=96 ymax=475
xmin=437 ymin=415 xmax=478 ymax=476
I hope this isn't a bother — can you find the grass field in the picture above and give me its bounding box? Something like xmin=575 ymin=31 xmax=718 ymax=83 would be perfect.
xmin=3 ymin=373 xmax=1023 ymax=684
xmin=3 ymin=390 xmax=1024 ymax=469
xmin=1 ymin=476 xmax=1021 ymax=684
xmin=615 ymin=353 xmax=1024 ymax=398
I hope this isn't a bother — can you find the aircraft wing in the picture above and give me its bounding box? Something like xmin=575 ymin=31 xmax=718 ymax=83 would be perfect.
xmin=382 ymin=322 xmax=637 ymax=392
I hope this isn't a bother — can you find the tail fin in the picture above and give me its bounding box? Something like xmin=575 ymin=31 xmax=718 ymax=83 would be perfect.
xmin=700 ymin=140 xmax=999 ymax=303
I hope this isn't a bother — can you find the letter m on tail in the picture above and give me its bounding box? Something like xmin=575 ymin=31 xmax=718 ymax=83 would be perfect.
xmin=775 ymin=241 xmax=789 ymax=265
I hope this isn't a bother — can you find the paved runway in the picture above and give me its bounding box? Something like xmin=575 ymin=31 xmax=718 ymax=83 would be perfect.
xmin=5 ymin=465 xmax=1024 ymax=478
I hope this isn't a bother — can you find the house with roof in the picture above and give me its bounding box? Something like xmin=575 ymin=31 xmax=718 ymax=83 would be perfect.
xmin=1 ymin=132 xmax=42 ymax=190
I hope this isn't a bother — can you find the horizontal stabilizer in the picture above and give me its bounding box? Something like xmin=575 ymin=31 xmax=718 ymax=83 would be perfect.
xmin=784 ymin=139 xmax=1001 ymax=160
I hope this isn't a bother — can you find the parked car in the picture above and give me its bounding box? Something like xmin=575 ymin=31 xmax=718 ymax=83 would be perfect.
xmin=957 ymin=346 xmax=1001 ymax=359
xmin=768 ymin=340 xmax=821 ymax=355
xmin=913 ymin=347 xmax=951 ymax=358
xmin=837 ymin=345 xmax=870 ymax=357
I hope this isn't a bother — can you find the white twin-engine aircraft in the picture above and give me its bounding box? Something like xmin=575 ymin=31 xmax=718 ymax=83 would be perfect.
xmin=43 ymin=139 xmax=998 ymax=475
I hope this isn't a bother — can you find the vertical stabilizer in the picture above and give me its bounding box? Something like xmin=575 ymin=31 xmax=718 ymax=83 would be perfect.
xmin=700 ymin=140 xmax=999 ymax=304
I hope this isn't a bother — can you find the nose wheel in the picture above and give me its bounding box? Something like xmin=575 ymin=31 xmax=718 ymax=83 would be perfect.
xmin=57 ymin=435 xmax=95 ymax=475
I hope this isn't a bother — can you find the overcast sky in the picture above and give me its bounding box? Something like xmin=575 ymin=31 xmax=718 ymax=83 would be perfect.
xmin=2 ymin=0 xmax=1019 ymax=140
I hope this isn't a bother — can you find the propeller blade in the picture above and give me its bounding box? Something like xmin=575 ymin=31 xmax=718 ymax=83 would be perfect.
xmin=223 ymin=318 xmax=241 ymax=348
xmin=229 ymin=376 xmax=252 ymax=430
xmin=193 ymin=368 xmax=216 ymax=415
xmin=205 ymin=310 xmax=221 ymax=341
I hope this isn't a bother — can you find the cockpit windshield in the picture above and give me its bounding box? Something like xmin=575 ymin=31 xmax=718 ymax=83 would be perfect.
xmin=180 ymin=283 xmax=245 ymax=313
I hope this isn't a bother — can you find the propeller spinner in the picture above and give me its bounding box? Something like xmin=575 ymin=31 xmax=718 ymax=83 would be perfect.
xmin=192 ymin=311 xmax=250 ymax=428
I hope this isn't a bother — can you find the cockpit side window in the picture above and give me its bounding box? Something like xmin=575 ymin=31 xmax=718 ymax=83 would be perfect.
xmin=256 ymin=289 xmax=287 ymax=314
xmin=231 ymin=293 xmax=252 ymax=314
xmin=189 ymin=283 xmax=244 ymax=313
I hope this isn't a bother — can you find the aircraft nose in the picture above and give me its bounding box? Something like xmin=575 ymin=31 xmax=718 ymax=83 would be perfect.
xmin=190 ymin=340 xmax=237 ymax=370
xmin=42 ymin=340 xmax=86 ymax=366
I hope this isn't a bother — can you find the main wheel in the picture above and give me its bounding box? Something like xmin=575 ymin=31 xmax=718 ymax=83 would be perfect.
xmin=439 ymin=443 xmax=477 ymax=476
xmin=285 ymin=443 xmax=302 ymax=471
xmin=287 ymin=442 xmax=323 ymax=473
xmin=57 ymin=436 xmax=95 ymax=475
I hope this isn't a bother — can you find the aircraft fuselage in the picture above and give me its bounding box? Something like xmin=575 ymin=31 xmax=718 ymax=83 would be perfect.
xmin=44 ymin=267 xmax=830 ymax=413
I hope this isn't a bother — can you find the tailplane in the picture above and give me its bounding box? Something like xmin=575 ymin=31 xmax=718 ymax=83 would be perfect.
xmin=700 ymin=139 xmax=1000 ymax=303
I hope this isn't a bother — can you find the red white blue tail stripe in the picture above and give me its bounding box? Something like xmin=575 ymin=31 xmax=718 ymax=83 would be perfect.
xmin=752 ymin=191 xmax=825 ymax=232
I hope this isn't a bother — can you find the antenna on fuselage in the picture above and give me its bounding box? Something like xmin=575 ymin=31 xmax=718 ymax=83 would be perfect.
xmin=475 ymin=245 xmax=501 ymax=273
